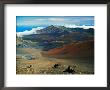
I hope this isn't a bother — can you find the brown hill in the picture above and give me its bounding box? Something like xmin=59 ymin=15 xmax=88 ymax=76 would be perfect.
xmin=42 ymin=40 xmax=94 ymax=58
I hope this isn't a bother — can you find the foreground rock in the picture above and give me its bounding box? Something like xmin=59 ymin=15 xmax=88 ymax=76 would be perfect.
xmin=22 ymin=55 xmax=36 ymax=60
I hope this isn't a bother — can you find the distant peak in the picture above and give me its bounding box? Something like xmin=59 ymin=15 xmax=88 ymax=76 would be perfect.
xmin=48 ymin=25 xmax=56 ymax=28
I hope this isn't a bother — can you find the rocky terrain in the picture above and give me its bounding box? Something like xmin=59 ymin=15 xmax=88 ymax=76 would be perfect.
xmin=16 ymin=25 xmax=94 ymax=74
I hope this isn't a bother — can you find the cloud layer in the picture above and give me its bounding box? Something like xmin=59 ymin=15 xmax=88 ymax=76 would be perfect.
xmin=17 ymin=25 xmax=94 ymax=37
xmin=65 ymin=24 xmax=94 ymax=29
xmin=17 ymin=27 xmax=44 ymax=37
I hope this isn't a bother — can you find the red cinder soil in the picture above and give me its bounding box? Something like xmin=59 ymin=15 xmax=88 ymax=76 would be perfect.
xmin=42 ymin=40 xmax=94 ymax=58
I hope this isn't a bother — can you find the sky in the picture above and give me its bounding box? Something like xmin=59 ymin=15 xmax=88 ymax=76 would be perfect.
xmin=16 ymin=16 xmax=94 ymax=26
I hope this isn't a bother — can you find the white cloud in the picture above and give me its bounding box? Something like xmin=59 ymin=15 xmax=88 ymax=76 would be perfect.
xmin=64 ymin=24 xmax=77 ymax=28
xmin=49 ymin=18 xmax=66 ymax=22
xmin=35 ymin=19 xmax=47 ymax=21
xmin=17 ymin=27 xmax=44 ymax=37
xmin=82 ymin=26 xmax=94 ymax=29
xmin=64 ymin=24 xmax=94 ymax=29
xmin=81 ymin=17 xmax=94 ymax=21
xmin=17 ymin=23 xmax=23 ymax=26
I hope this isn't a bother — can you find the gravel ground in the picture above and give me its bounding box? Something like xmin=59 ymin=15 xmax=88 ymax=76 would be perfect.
xmin=16 ymin=48 xmax=94 ymax=74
